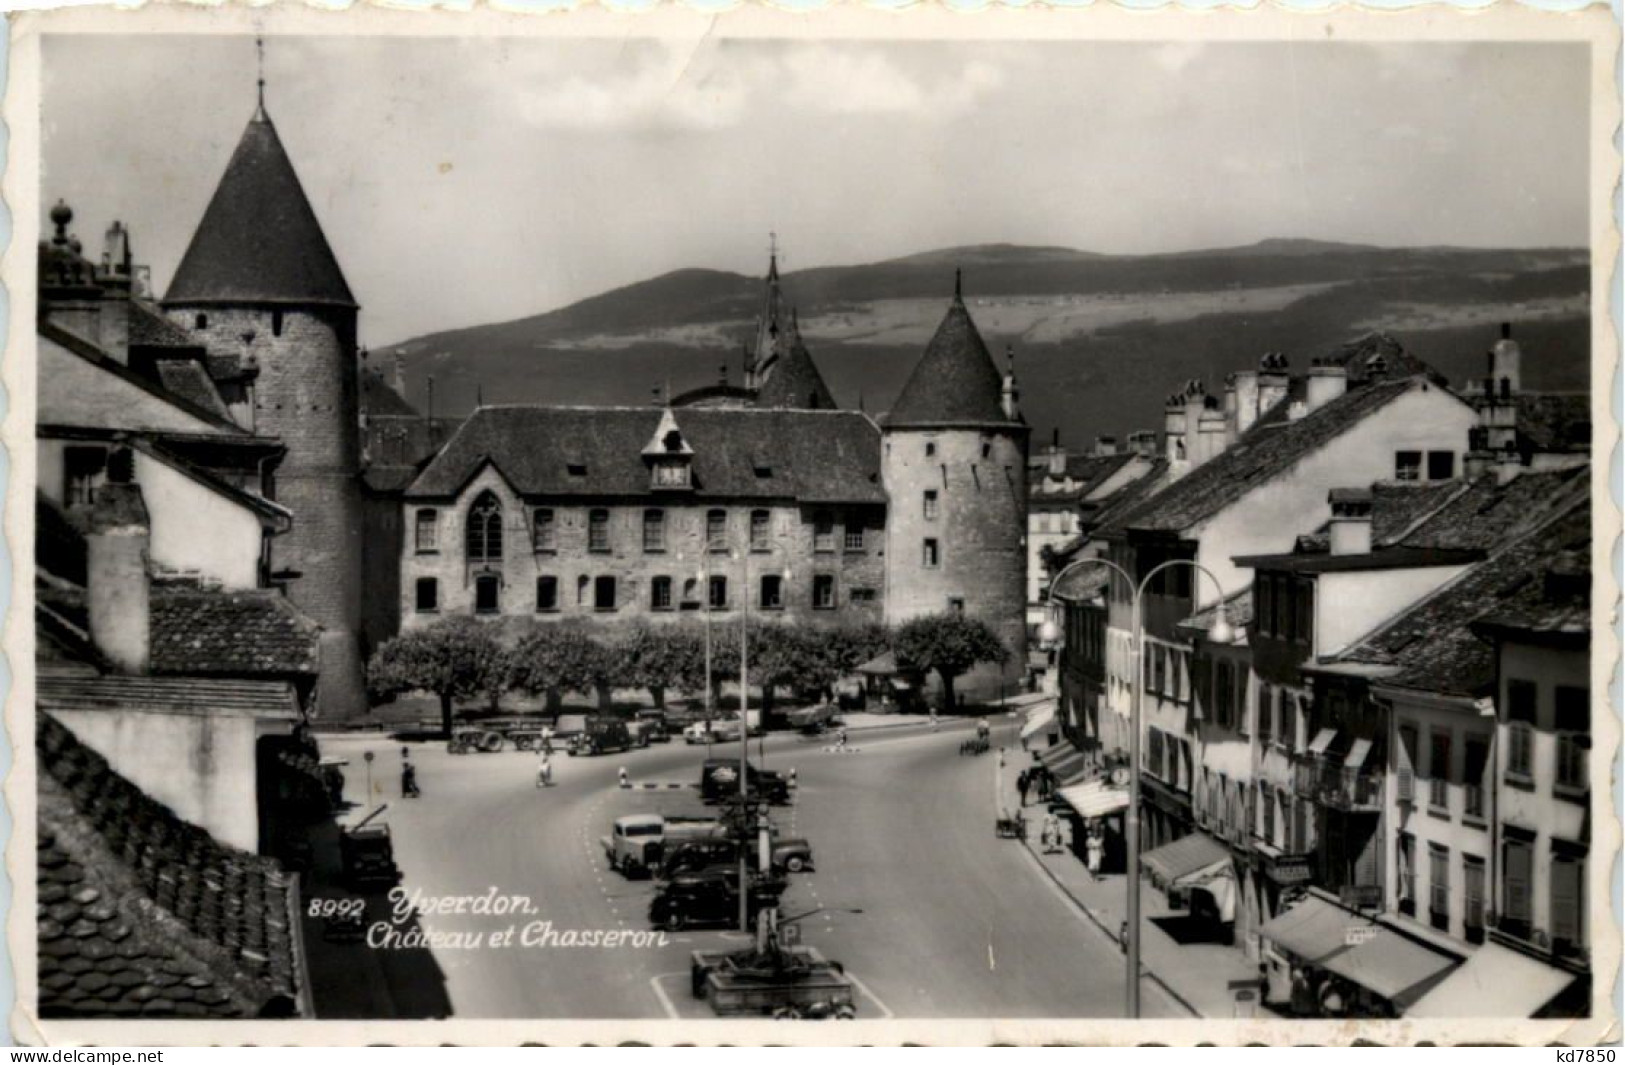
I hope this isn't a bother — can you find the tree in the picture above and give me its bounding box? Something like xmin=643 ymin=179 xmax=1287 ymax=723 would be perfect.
xmin=368 ymin=617 xmax=504 ymax=737
xmin=893 ymin=613 xmax=1009 ymax=713
xmin=506 ymin=626 xmax=602 ymax=711
xmin=817 ymin=622 xmax=893 ymax=702
xmin=614 ymin=624 xmax=701 ymax=709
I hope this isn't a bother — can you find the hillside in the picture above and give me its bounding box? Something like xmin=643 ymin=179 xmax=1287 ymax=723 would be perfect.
xmin=380 ymin=240 xmax=1590 ymax=445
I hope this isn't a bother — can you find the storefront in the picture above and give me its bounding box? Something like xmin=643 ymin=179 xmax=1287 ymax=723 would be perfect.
xmin=1257 ymin=892 xmax=1461 ymax=1018
xmin=1056 ymin=779 xmax=1130 ymax=874
xmin=1140 ymin=831 xmax=1236 ymax=940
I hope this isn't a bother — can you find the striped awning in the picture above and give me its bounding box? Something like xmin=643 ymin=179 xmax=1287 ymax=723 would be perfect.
xmin=1406 ymin=942 xmax=1576 ymax=1018
xmin=1056 ymin=780 xmax=1129 ymax=818
xmin=1259 ymin=895 xmax=1461 ymax=1009
xmin=1139 ymin=831 xmax=1230 ymax=887
xmin=1035 ymin=742 xmax=1090 ymax=787
xmin=1020 ymin=702 xmax=1058 ymax=741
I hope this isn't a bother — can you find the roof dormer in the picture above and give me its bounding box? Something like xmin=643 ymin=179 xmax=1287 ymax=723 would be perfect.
xmin=642 ymin=407 xmax=694 ymax=490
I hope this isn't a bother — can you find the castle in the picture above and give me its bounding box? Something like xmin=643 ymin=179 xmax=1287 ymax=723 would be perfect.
xmin=44 ymin=95 xmax=1033 ymax=712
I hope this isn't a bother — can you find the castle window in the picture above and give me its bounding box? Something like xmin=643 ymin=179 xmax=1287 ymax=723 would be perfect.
xmin=948 ymin=596 xmax=965 ymax=615
xmin=813 ymin=511 xmax=836 ymax=553
xmin=850 ymin=588 xmax=877 ymax=603
xmin=707 ymin=510 xmax=728 ymax=553
xmin=709 ymin=575 xmax=728 ymax=610
xmin=533 ymin=508 xmax=556 ymax=553
xmin=536 ymin=576 xmax=558 ymax=613
xmin=923 ymin=538 xmax=940 ymax=568
xmin=812 ymin=574 xmax=836 ymax=610
xmin=923 ymin=490 xmax=939 ymax=521
xmin=643 ymin=509 xmax=666 ymax=553
xmin=577 ymin=575 xmax=590 ymax=606
xmin=271 ymin=310 xmax=284 ymax=337
xmin=414 ymin=509 xmax=438 ymax=553
xmin=474 ymin=574 xmax=500 ymax=615
xmin=194 ymin=313 xmax=208 ymax=330
xmin=415 ymin=578 xmax=439 ymax=613
xmin=466 ymin=491 xmax=503 ymax=563
xmin=925 ymin=441 xmax=936 ymax=458
xmin=760 ymin=574 xmax=783 ymax=610
xmin=594 ymin=576 xmax=618 ymax=612
xmin=750 ymin=510 xmax=771 ymax=552
xmin=844 ymin=520 xmax=865 ymax=552
xmin=650 ymin=576 xmax=673 ymax=611
xmin=589 ymin=509 xmax=611 ymax=553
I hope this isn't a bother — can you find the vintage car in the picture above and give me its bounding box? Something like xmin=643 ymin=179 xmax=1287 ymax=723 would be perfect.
xmin=568 ymin=718 xmax=634 ymax=757
xmin=659 ymin=836 xmax=814 ymax=880
xmin=648 ymin=867 xmax=787 ymax=932
xmin=339 ymin=807 xmax=400 ymax=888
xmin=684 ymin=716 xmax=743 ymax=745
xmin=699 ymin=759 xmax=792 ymax=805
xmin=632 ymin=710 xmax=671 ymax=744
xmin=601 ymin=814 xmax=727 ymax=878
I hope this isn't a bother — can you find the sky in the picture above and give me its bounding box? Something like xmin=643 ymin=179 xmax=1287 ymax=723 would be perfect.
xmin=41 ymin=34 xmax=1591 ymax=348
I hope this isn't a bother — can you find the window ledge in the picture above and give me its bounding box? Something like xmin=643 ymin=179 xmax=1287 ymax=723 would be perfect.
xmin=1503 ymin=772 xmax=1536 ymax=792
xmin=1462 ymin=813 xmax=1488 ymax=829
xmin=416 ymin=608 xmax=440 ymax=615
xmin=594 ymin=607 xmax=619 ymax=614
xmin=533 ymin=548 xmax=557 ymax=556
xmin=536 ymin=608 xmax=560 ymax=615
xmin=1426 ymin=805 xmax=1452 ymax=822
xmin=1553 ymin=783 xmax=1589 ymax=804
xmin=414 ymin=549 xmax=440 ymax=557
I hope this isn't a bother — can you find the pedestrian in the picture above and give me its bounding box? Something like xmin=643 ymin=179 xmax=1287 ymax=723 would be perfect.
xmin=1042 ymin=813 xmax=1062 ymax=853
xmin=1289 ymin=967 xmax=1313 ymax=1018
xmin=930 ymin=708 xmax=939 ymax=732
xmin=977 ymin=717 xmax=990 ymax=742
xmin=836 ymin=728 xmax=848 ymax=750
xmin=1017 ymin=769 xmax=1030 ymax=806
xmin=997 ymin=746 xmax=1006 ymax=769
xmin=1086 ymin=827 xmax=1103 ymax=876
xmin=401 ymin=759 xmax=420 ymax=799
xmin=537 ymin=752 xmax=554 ymax=789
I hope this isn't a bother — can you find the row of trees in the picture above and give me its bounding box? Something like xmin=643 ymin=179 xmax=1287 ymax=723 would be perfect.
xmin=366 ymin=613 xmax=1009 ymax=737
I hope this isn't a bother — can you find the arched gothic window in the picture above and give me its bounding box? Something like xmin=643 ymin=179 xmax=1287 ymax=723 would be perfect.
xmin=467 ymin=490 xmax=504 ymax=563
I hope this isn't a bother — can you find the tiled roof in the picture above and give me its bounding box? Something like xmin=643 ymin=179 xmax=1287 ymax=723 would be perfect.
xmin=37 ymin=712 xmax=302 ymax=1018
xmin=37 ymin=672 xmax=302 ymax=719
xmin=1051 ymin=563 xmax=1113 ymax=602
xmin=149 ymin=588 xmax=322 ymax=677
xmin=1322 ymin=332 xmax=1449 ymax=388
xmin=1180 ymin=586 xmax=1254 ymax=634
xmin=754 ymin=337 xmax=837 ymax=411
xmin=128 ymin=301 xmax=197 ymax=349
xmin=166 ymin=110 xmax=354 ymax=308
xmin=1511 ymin=393 xmax=1591 ymax=453
xmin=1473 ymin=549 xmax=1591 ymax=639
xmin=1396 ymin=465 xmax=1590 ymax=552
xmin=1047 ymin=458 xmax=1171 ymax=563
xmin=1106 ymin=378 xmax=1430 ymax=536
xmin=1031 ymin=453 xmax=1137 ymax=504
xmin=156 ymin=360 xmax=233 ymax=421
xmin=365 ymin=413 xmax=458 ymax=472
xmin=406 ymin=405 xmax=886 ymax=504
xmin=882 ymin=290 xmax=1020 ymax=430
xmin=1322 ymin=494 xmax=1590 ymax=697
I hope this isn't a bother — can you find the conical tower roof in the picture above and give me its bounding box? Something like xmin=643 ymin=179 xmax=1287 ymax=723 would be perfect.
xmin=883 ymin=273 xmax=1015 ymax=429
xmin=166 ymin=109 xmax=355 ymax=308
xmin=755 ymin=314 xmax=837 ymax=410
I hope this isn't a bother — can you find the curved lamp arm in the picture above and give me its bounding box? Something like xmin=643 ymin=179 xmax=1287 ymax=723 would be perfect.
xmin=1135 ymin=558 xmax=1236 ymax=645
xmin=1038 ymin=555 xmax=1133 ymax=646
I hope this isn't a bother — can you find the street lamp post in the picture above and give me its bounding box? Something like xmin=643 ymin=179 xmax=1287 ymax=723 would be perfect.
xmin=1037 ymin=554 xmax=1233 ymax=1019
xmin=734 ymin=544 xmax=791 ymax=933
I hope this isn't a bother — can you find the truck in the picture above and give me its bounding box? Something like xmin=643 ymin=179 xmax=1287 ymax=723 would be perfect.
xmin=601 ymin=814 xmax=727 ymax=878
xmin=568 ymin=717 xmax=634 ymax=757
xmin=699 ymin=759 xmax=792 ymax=805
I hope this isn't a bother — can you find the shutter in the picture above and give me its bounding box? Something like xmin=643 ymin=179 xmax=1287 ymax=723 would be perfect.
xmin=1550 ymin=858 xmax=1581 ymax=945
xmin=1504 ymin=841 xmax=1533 ymax=922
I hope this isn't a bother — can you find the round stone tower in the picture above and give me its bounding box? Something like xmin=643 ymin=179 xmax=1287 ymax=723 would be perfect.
xmin=881 ymin=273 xmax=1030 ymax=700
xmin=164 ymin=103 xmax=366 ymax=716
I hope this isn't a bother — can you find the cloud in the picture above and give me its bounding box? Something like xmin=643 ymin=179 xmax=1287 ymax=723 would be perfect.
xmin=505 ymin=41 xmax=1006 ymax=131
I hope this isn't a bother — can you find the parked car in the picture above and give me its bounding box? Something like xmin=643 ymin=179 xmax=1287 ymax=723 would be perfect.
xmin=601 ymin=814 xmax=727 ymax=878
xmin=685 ymin=716 xmax=743 ymax=745
xmin=568 ymin=718 xmax=634 ymax=756
xmin=633 ymin=709 xmax=671 ymax=744
xmin=699 ymin=759 xmax=792 ymax=805
xmin=648 ymin=867 xmax=786 ymax=931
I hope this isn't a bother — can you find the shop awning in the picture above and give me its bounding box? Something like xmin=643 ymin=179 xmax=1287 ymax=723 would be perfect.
xmin=1344 ymin=738 xmax=1373 ymax=768
xmin=1188 ymin=868 xmax=1238 ymax=924
xmin=1308 ymin=728 xmax=1338 ymax=756
xmin=1056 ymin=780 xmax=1129 ymax=819
xmin=1139 ymin=831 xmax=1231 ymax=886
xmin=1259 ymin=895 xmax=1461 ymax=1009
xmin=1405 ymin=942 xmax=1577 ymax=1018
xmin=1035 ymin=741 xmax=1088 ymax=786
xmin=1020 ymin=702 xmax=1058 ymax=741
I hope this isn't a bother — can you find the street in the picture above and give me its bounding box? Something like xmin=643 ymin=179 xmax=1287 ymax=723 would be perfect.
xmin=313 ymin=716 xmax=1184 ymax=1019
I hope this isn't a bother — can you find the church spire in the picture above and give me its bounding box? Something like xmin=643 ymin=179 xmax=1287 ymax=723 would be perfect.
xmin=255 ymin=36 xmax=267 ymax=118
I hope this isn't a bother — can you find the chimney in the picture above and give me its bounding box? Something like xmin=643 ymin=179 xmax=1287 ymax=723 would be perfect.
xmin=100 ymin=221 xmax=132 ymax=282
xmin=1196 ymin=398 xmax=1228 ymax=468
xmin=1047 ymin=429 xmax=1067 ymax=477
xmin=1128 ymin=430 xmax=1158 ymax=458
xmin=1492 ymin=322 xmax=1522 ymax=396
xmin=1001 ymin=345 xmax=1020 ymax=421
xmin=392 ymin=351 xmax=407 ymax=396
xmin=1328 ymin=486 xmax=1373 ymax=557
xmin=1093 ymin=435 xmax=1118 ymax=457
xmin=1464 ymin=450 xmax=1495 ymax=481
xmin=1305 ymin=361 xmax=1348 ymax=413
xmin=1163 ymin=393 xmax=1188 ymax=466
xmin=1257 ymin=353 xmax=1289 ymax=417
xmin=1231 ymin=369 xmax=1261 ymax=437
xmin=1182 ymin=380 xmax=1206 ymax=456
xmin=85 ymin=478 xmax=151 ymax=673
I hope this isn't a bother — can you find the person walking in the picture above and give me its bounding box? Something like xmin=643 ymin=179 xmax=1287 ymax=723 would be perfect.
xmin=1041 ymin=813 xmax=1062 ymax=854
xmin=537 ymin=750 xmax=554 ymax=788
xmin=1017 ymin=768 xmax=1031 ymax=807
xmin=401 ymin=750 xmax=420 ymax=799
xmin=1085 ymin=826 xmax=1104 ymax=876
